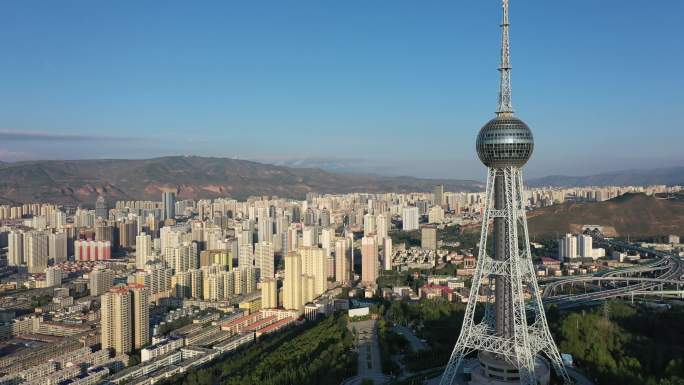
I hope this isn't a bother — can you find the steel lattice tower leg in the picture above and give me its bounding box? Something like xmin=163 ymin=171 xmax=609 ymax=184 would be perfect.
xmin=439 ymin=167 xmax=572 ymax=385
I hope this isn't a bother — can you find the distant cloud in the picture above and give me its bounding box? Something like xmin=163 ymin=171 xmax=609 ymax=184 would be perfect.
xmin=0 ymin=129 xmax=132 ymax=141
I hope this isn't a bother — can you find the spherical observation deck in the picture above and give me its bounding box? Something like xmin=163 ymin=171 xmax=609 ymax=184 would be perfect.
xmin=476 ymin=114 xmax=534 ymax=168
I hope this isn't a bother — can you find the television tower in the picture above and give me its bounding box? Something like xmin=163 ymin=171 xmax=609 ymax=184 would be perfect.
xmin=439 ymin=1 xmax=572 ymax=384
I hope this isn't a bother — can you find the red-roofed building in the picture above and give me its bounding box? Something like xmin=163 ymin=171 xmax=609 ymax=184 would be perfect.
xmin=255 ymin=317 xmax=295 ymax=338
xmin=419 ymin=284 xmax=456 ymax=301
xmin=244 ymin=316 xmax=278 ymax=333
xmin=220 ymin=312 xmax=261 ymax=334
xmin=540 ymin=257 xmax=561 ymax=267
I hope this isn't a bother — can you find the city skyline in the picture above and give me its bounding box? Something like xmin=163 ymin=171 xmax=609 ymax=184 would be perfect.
xmin=1 ymin=2 xmax=683 ymax=385
xmin=1 ymin=0 xmax=683 ymax=179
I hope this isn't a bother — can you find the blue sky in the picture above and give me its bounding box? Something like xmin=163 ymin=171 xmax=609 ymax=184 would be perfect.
xmin=0 ymin=0 xmax=682 ymax=180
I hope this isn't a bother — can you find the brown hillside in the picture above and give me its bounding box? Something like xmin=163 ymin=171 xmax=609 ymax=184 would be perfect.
xmin=527 ymin=193 xmax=684 ymax=238
xmin=0 ymin=156 xmax=482 ymax=204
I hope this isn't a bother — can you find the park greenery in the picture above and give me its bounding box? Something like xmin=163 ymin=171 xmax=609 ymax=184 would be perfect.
xmin=391 ymin=230 xmax=421 ymax=248
xmin=166 ymin=313 xmax=355 ymax=385
xmin=439 ymin=226 xmax=480 ymax=251
xmin=373 ymin=298 xmax=467 ymax=373
xmin=376 ymin=297 xmax=684 ymax=385
xmin=30 ymin=294 xmax=53 ymax=308
xmin=549 ymin=302 xmax=684 ymax=385
xmin=376 ymin=270 xmax=425 ymax=292
xmin=390 ymin=225 xmax=480 ymax=252
xmin=377 ymin=319 xmax=409 ymax=375
xmin=375 ymin=265 xmax=469 ymax=294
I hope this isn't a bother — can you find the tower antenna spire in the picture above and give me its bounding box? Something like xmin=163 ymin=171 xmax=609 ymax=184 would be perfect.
xmin=497 ymin=0 xmax=514 ymax=115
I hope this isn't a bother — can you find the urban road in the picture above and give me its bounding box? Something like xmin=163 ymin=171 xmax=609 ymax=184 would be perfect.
xmin=341 ymin=320 xmax=390 ymax=385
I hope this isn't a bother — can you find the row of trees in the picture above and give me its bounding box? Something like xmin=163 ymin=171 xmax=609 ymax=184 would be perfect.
xmin=167 ymin=314 xmax=356 ymax=385
xmin=377 ymin=319 xmax=409 ymax=375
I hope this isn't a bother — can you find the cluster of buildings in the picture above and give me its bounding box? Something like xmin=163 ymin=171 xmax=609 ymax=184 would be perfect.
xmin=0 ymin=190 xmax=449 ymax=383
xmin=0 ymin=183 xmax=680 ymax=383
xmin=557 ymin=234 xmax=606 ymax=261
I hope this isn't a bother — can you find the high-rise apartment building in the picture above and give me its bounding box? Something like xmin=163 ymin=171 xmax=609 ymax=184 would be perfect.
xmin=261 ymin=278 xmax=278 ymax=309
xmin=255 ymin=241 xmax=274 ymax=279
xmin=162 ymin=191 xmax=176 ymax=220
xmin=48 ymin=232 xmax=67 ymax=264
xmin=243 ymin=266 xmax=258 ymax=294
xmin=189 ymin=269 xmax=203 ymax=299
xmin=99 ymin=284 xmax=150 ymax=353
xmin=434 ymin=184 xmax=445 ymax=207
xmin=402 ymin=207 xmax=419 ymax=231
xmin=172 ymin=271 xmax=191 ymax=299
xmin=283 ymin=252 xmax=303 ymax=312
xmin=135 ymin=263 xmax=173 ymax=302
xmin=302 ymin=274 xmax=315 ymax=303
xmin=75 ymin=208 xmax=96 ymax=228
xmin=25 ymin=231 xmax=49 ymax=274
xmin=257 ymin=217 xmax=274 ymax=243
xmin=130 ymin=284 xmax=150 ymax=349
xmin=95 ymin=222 xmax=115 ymax=244
xmin=335 ymin=238 xmax=350 ymax=284
xmin=101 ymin=286 xmax=132 ymax=354
xmin=361 ymin=236 xmax=378 ymax=285
xmin=302 ymin=226 xmax=317 ymax=247
xmin=8 ymin=231 xmax=23 ymax=266
xmin=95 ymin=196 xmax=108 ymax=220
xmin=238 ymin=243 xmax=254 ymax=268
xmin=300 ymin=246 xmax=327 ymax=296
xmin=119 ymin=220 xmax=138 ymax=249
xmin=383 ymin=237 xmax=393 ymax=271
xmin=136 ymin=233 xmax=152 ymax=269
xmin=75 ymin=240 xmax=112 ymax=261
xmin=90 ymin=268 xmax=115 ymax=296
xmin=428 ymin=206 xmax=444 ymax=224
xmin=320 ymin=208 xmax=331 ymax=227
xmin=558 ymin=234 xmax=578 ymax=261
xmin=286 ymin=226 xmax=298 ymax=252
xmin=320 ymin=227 xmax=334 ymax=257
xmin=203 ymin=273 xmax=224 ymax=301
xmin=363 ymin=214 xmax=376 ymax=236
xmin=45 ymin=267 xmax=63 ymax=287
xmin=577 ymin=234 xmax=592 ymax=258
xmin=376 ymin=214 xmax=389 ymax=244
xmin=421 ymin=225 xmax=438 ymax=251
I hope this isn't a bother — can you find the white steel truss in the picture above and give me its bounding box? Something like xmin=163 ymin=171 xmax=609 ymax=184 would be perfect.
xmin=439 ymin=167 xmax=572 ymax=385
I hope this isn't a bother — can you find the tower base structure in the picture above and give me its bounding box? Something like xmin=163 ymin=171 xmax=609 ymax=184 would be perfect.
xmin=468 ymin=353 xmax=550 ymax=385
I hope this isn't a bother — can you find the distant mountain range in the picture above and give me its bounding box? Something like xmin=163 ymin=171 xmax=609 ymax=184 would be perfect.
xmin=0 ymin=156 xmax=683 ymax=205
xmin=0 ymin=156 xmax=483 ymax=204
xmin=527 ymin=167 xmax=684 ymax=187
xmin=527 ymin=193 xmax=684 ymax=238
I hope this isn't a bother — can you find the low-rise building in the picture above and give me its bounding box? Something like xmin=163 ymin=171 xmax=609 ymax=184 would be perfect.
xmin=141 ymin=336 xmax=184 ymax=362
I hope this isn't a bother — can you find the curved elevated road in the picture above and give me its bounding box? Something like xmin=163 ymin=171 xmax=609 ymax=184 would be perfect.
xmin=541 ymin=237 xmax=684 ymax=309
